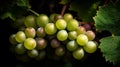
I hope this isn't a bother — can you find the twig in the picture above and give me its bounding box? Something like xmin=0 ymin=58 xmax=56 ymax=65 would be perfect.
xmin=28 ymin=9 xmax=39 ymax=16
xmin=61 ymin=5 xmax=67 ymax=16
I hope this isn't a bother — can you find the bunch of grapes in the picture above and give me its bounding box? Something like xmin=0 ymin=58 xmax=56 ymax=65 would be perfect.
xmin=9 ymin=13 xmax=98 ymax=62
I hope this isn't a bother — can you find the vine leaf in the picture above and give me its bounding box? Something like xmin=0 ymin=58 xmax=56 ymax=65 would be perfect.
xmin=93 ymin=3 xmax=120 ymax=36
xmin=69 ymin=0 xmax=100 ymax=22
xmin=17 ymin=0 xmax=31 ymax=8
xmin=99 ymin=36 xmax=120 ymax=65
xmin=0 ymin=0 xmax=30 ymax=20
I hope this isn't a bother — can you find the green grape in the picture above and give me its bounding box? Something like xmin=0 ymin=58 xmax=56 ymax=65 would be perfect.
xmin=9 ymin=34 xmax=18 ymax=45
xmin=24 ymin=15 xmax=37 ymax=28
xmin=24 ymin=38 xmax=36 ymax=50
xmin=15 ymin=31 xmax=26 ymax=43
xmin=55 ymin=19 xmax=67 ymax=30
xmin=49 ymin=13 xmax=57 ymax=22
xmin=15 ymin=43 xmax=26 ymax=54
xmin=63 ymin=13 xmax=73 ymax=22
xmin=83 ymin=41 xmax=97 ymax=53
xmin=67 ymin=19 xmax=79 ymax=31
xmin=76 ymin=26 xmax=86 ymax=35
xmin=66 ymin=40 xmax=78 ymax=51
xmin=45 ymin=23 xmax=57 ymax=35
xmin=57 ymin=30 xmax=68 ymax=41
xmin=76 ymin=34 xmax=88 ymax=46
xmin=55 ymin=46 xmax=65 ymax=56
xmin=35 ymin=38 xmax=47 ymax=50
xmin=68 ymin=31 xmax=77 ymax=40
xmin=36 ymin=14 xmax=49 ymax=27
xmin=36 ymin=27 xmax=46 ymax=37
xmin=25 ymin=27 xmax=36 ymax=38
xmin=72 ymin=48 xmax=84 ymax=60
xmin=27 ymin=49 xmax=39 ymax=58
xmin=50 ymin=38 xmax=60 ymax=48
xmin=85 ymin=30 xmax=95 ymax=40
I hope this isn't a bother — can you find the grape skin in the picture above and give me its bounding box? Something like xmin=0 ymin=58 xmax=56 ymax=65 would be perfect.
xmin=76 ymin=34 xmax=88 ymax=46
xmin=72 ymin=48 xmax=84 ymax=60
xmin=57 ymin=30 xmax=68 ymax=41
xmin=55 ymin=19 xmax=67 ymax=30
xmin=67 ymin=19 xmax=79 ymax=31
xmin=45 ymin=23 xmax=57 ymax=35
xmin=15 ymin=31 xmax=26 ymax=43
xmin=66 ymin=40 xmax=78 ymax=51
xmin=24 ymin=38 xmax=36 ymax=50
xmin=83 ymin=41 xmax=97 ymax=53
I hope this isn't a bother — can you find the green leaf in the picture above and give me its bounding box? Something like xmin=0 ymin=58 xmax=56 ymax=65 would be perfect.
xmin=93 ymin=3 xmax=120 ymax=36
xmin=1 ymin=12 xmax=15 ymax=21
xmin=59 ymin=0 xmax=70 ymax=4
xmin=0 ymin=0 xmax=29 ymax=20
xmin=17 ymin=0 xmax=31 ymax=8
xmin=99 ymin=36 xmax=120 ymax=65
xmin=69 ymin=0 xmax=100 ymax=22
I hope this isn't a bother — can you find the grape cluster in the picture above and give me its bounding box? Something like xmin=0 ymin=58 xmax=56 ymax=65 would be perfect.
xmin=9 ymin=13 xmax=98 ymax=62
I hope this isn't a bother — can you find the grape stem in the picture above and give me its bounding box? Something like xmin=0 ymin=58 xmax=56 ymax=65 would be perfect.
xmin=61 ymin=5 xmax=67 ymax=16
xmin=61 ymin=0 xmax=72 ymax=16
xmin=28 ymin=9 xmax=39 ymax=16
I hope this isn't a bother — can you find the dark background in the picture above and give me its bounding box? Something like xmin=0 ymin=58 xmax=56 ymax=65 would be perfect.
xmin=0 ymin=0 xmax=117 ymax=67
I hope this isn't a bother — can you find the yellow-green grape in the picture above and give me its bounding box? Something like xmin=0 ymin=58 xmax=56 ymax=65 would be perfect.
xmin=76 ymin=34 xmax=88 ymax=46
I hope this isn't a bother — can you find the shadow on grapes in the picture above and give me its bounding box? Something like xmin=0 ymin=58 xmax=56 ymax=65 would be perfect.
xmin=0 ymin=17 xmax=116 ymax=67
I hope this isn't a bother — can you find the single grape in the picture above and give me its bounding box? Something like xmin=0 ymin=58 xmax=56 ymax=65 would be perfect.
xmin=63 ymin=13 xmax=73 ymax=22
xmin=27 ymin=49 xmax=39 ymax=58
xmin=24 ymin=15 xmax=37 ymax=28
xmin=55 ymin=19 xmax=67 ymax=30
xmin=76 ymin=26 xmax=86 ymax=35
xmin=55 ymin=46 xmax=65 ymax=56
xmin=25 ymin=27 xmax=36 ymax=38
xmin=54 ymin=14 xmax=63 ymax=21
xmin=36 ymin=14 xmax=49 ymax=27
xmin=83 ymin=41 xmax=97 ymax=53
xmin=68 ymin=31 xmax=77 ymax=40
xmin=82 ymin=23 xmax=91 ymax=31
xmin=57 ymin=30 xmax=68 ymax=41
xmin=50 ymin=38 xmax=60 ymax=48
xmin=24 ymin=38 xmax=36 ymax=50
xmin=49 ymin=13 xmax=57 ymax=22
xmin=72 ymin=48 xmax=84 ymax=60
xmin=67 ymin=19 xmax=79 ymax=31
xmin=9 ymin=34 xmax=18 ymax=45
xmin=15 ymin=31 xmax=26 ymax=43
xmin=85 ymin=30 xmax=95 ymax=40
xmin=36 ymin=27 xmax=46 ymax=37
xmin=35 ymin=38 xmax=47 ymax=50
xmin=45 ymin=23 xmax=57 ymax=35
xmin=15 ymin=43 xmax=26 ymax=54
xmin=76 ymin=34 xmax=88 ymax=46
xmin=66 ymin=40 xmax=78 ymax=51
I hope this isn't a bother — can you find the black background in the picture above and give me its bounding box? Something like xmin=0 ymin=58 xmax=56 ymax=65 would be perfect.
xmin=0 ymin=0 xmax=118 ymax=67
